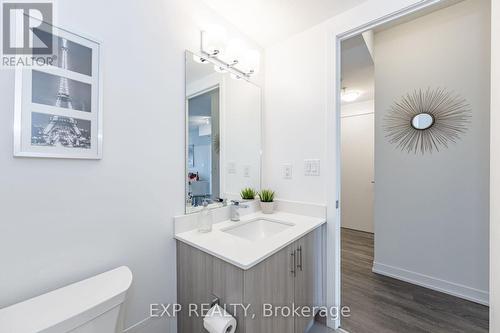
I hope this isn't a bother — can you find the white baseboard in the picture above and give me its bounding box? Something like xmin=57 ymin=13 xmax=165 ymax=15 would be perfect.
xmin=372 ymin=262 xmax=489 ymax=306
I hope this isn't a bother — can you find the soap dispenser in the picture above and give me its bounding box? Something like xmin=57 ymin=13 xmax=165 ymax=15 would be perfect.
xmin=198 ymin=200 xmax=213 ymax=233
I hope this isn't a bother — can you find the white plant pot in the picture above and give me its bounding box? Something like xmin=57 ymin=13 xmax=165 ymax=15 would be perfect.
xmin=260 ymin=201 xmax=275 ymax=214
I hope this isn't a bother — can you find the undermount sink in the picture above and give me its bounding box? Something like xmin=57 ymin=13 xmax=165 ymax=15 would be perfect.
xmin=222 ymin=217 xmax=295 ymax=242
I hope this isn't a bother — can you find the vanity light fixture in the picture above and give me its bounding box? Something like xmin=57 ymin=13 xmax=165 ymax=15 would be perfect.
xmin=192 ymin=54 xmax=207 ymax=64
xmin=198 ymin=28 xmax=260 ymax=80
xmin=241 ymin=49 xmax=260 ymax=75
xmin=202 ymin=24 xmax=227 ymax=57
xmin=341 ymin=88 xmax=362 ymax=102
xmin=230 ymin=73 xmax=242 ymax=80
xmin=213 ymin=65 xmax=227 ymax=73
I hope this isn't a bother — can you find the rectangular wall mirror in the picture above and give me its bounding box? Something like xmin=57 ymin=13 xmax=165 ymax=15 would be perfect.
xmin=185 ymin=50 xmax=262 ymax=214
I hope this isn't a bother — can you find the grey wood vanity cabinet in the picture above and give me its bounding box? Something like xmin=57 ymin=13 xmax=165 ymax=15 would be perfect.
xmin=177 ymin=226 xmax=324 ymax=333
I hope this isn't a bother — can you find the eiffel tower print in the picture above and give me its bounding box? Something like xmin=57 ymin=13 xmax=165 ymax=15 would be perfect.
xmin=55 ymin=38 xmax=73 ymax=109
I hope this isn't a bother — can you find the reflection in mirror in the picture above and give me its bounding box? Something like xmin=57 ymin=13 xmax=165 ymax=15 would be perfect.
xmin=187 ymin=89 xmax=220 ymax=207
xmin=185 ymin=51 xmax=262 ymax=214
xmin=411 ymin=113 xmax=434 ymax=130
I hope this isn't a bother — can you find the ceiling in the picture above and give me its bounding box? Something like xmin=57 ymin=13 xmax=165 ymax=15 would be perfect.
xmin=341 ymin=34 xmax=374 ymax=105
xmin=201 ymin=0 xmax=368 ymax=47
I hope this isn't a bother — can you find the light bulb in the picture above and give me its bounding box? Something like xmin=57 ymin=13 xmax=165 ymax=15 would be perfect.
xmin=202 ymin=24 xmax=227 ymax=55
xmin=240 ymin=49 xmax=260 ymax=75
xmin=223 ymin=39 xmax=246 ymax=65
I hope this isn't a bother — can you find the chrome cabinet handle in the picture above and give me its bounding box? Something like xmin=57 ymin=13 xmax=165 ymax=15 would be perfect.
xmin=297 ymin=246 xmax=303 ymax=271
xmin=290 ymin=251 xmax=296 ymax=277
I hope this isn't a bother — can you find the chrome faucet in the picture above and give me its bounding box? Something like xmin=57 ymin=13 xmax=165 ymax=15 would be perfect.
xmin=230 ymin=200 xmax=249 ymax=222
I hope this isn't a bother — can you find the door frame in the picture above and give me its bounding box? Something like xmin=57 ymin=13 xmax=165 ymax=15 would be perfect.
xmin=185 ymin=83 xmax=222 ymax=211
xmin=325 ymin=0 xmax=487 ymax=329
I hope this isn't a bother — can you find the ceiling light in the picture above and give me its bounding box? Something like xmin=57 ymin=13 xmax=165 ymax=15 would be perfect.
xmin=341 ymin=89 xmax=361 ymax=102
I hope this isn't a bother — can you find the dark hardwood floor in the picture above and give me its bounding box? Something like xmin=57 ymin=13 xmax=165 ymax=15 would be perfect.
xmin=340 ymin=228 xmax=489 ymax=333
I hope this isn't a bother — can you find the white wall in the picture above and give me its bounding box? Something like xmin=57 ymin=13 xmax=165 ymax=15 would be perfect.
xmin=341 ymin=101 xmax=374 ymax=233
xmin=373 ymin=0 xmax=490 ymax=304
xmin=0 ymin=1 xmax=263 ymax=332
xmin=263 ymin=24 xmax=327 ymax=203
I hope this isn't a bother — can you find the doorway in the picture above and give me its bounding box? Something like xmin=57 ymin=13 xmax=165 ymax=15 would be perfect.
xmin=187 ymin=87 xmax=220 ymax=207
xmin=337 ymin=0 xmax=490 ymax=331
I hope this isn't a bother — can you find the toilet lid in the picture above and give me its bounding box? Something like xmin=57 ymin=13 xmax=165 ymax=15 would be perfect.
xmin=0 ymin=266 xmax=132 ymax=333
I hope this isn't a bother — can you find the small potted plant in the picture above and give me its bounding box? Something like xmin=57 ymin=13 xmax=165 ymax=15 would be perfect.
xmin=258 ymin=189 xmax=275 ymax=214
xmin=240 ymin=187 xmax=257 ymax=200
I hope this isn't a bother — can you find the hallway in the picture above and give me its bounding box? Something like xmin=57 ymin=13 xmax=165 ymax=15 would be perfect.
xmin=340 ymin=228 xmax=489 ymax=333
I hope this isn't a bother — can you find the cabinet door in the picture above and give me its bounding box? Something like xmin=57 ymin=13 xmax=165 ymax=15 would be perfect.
xmin=294 ymin=228 xmax=321 ymax=333
xmin=244 ymin=243 xmax=296 ymax=333
xmin=177 ymin=242 xmax=214 ymax=333
xmin=212 ymin=257 xmax=245 ymax=333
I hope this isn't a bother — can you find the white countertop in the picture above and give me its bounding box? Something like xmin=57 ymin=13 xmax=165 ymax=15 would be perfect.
xmin=175 ymin=211 xmax=326 ymax=270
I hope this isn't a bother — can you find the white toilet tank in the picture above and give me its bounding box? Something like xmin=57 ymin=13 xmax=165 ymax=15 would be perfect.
xmin=0 ymin=266 xmax=133 ymax=333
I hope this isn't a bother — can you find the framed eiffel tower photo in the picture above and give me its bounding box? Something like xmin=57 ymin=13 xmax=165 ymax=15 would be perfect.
xmin=13 ymin=23 xmax=102 ymax=159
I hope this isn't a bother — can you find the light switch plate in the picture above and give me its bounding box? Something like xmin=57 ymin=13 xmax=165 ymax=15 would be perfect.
xmin=310 ymin=159 xmax=320 ymax=176
xmin=243 ymin=165 xmax=250 ymax=178
xmin=304 ymin=160 xmax=311 ymax=175
xmin=283 ymin=164 xmax=293 ymax=179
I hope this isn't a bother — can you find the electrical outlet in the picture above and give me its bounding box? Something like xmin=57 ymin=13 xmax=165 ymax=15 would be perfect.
xmin=227 ymin=162 xmax=236 ymax=174
xmin=283 ymin=164 xmax=293 ymax=179
xmin=243 ymin=165 xmax=250 ymax=178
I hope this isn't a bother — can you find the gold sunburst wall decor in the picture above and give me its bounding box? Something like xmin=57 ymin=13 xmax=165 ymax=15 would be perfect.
xmin=383 ymin=88 xmax=471 ymax=154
